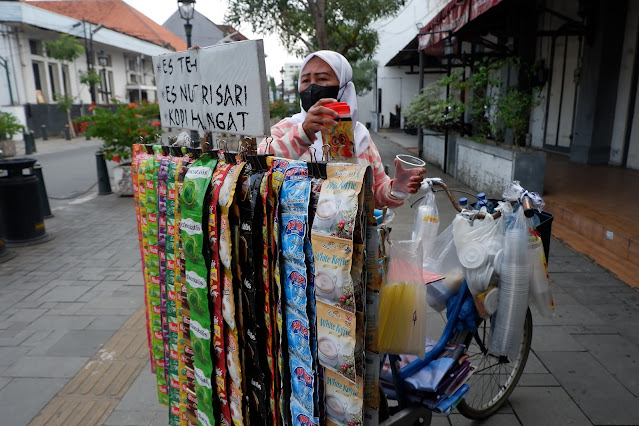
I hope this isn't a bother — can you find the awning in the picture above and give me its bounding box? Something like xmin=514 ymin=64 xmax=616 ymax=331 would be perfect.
xmin=418 ymin=0 xmax=504 ymax=53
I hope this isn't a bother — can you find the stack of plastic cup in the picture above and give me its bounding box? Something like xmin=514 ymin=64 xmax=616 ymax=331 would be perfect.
xmin=489 ymin=226 xmax=530 ymax=358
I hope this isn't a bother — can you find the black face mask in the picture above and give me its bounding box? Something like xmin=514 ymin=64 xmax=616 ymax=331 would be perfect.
xmin=300 ymin=84 xmax=340 ymax=112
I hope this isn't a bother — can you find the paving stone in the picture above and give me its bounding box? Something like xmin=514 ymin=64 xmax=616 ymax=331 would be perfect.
xmin=46 ymin=330 xmax=115 ymax=357
xmin=38 ymin=285 xmax=90 ymax=302
xmin=0 ymin=378 xmax=66 ymax=425
xmin=518 ymin=373 xmax=560 ymax=387
xmin=5 ymin=355 xmax=88 ymax=378
xmin=84 ymin=295 xmax=142 ymax=310
xmin=551 ymin=272 xmax=628 ymax=288
xmin=75 ymin=307 xmax=139 ymax=317
xmin=25 ymin=330 xmax=69 ymax=356
xmin=20 ymin=330 xmax=55 ymax=346
xmin=86 ymin=316 xmax=129 ymax=331
xmin=532 ymin=304 xmax=606 ymax=326
xmin=0 ymin=290 xmax=30 ymax=304
xmin=27 ymin=315 xmax=96 ymax=330
xmin=573 ymin=334 xmax=639 ymax=397
xmin=537 ymin=351 xmax=639 ymax=424
xmin=508 ymin=387 xmax=591 ymax=425
xmin=531 ymin=326 xmax=586 ymax=352
xmin=104 ymin=409 xmax=158 ymax=425
xmin=523 ymin=351 xmax=549 ymax=374
xmin=449 ymin=413 xmax=520 ymax=425
xmin=430 ymin=414 xmax=451 ymax=426
xmin=563 ymin=286 xmax=628 ymax=306
xmin=75 ymin=287 xmax=112 ymax=303
xmin=548 ymin=255 xmax=604 ymax=273
xmin=0 ymin=346 xmax=30 ymax=365
xmin=0 ymin=329 xmax=35 ymax=346
xmin=548 ymin=239 xmax=580 ymax=257
xmin=6 ymin=308 xmax=48 ymax=323
xmin=0 ymin=377 xmax=10 ymax=391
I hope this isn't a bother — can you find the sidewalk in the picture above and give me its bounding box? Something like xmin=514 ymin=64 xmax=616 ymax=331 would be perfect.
xmin=12 ymin=135 xmax=103 ymax=157
xmin=0 ymin=133 xmax=636 ymax=425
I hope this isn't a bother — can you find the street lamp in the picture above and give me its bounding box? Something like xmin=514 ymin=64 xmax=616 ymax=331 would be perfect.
xmin=178 ymin=0 xmax=196 ymax=48
xmin=280 ymin=66 xmax=285 ymax=102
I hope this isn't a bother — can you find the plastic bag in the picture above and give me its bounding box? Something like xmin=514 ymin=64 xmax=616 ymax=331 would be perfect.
xmin=489 ymin=206 xmax=530 ymax=358
xmin=378 ymin=240 xmax=427 ymax=357
xmin=528 ymin=232 xmax=554 ymax=317
xmin=412 ymin=181 xmax=440 ymax=259
xmin=423 ymin=224 xmax=464 ymax=312
xmin=452 ymin=212 xmax=504 ymax=296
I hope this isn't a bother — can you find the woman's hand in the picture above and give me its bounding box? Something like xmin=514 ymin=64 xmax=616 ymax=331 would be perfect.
xmin=406 ymin=169 xmax=427 ymax=194
xmin=302 ymin=98 xmax=338 ymax=141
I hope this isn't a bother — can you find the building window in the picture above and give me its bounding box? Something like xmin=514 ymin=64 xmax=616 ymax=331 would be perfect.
xmin=29 ymin=39 xmax=43 ymax=56
xmin=99 ymin=69 xmax=113 ymax=103
xmin=62 ymin=65 xmax=71 ymax=97
xmin=48 ymin=63 xmax=61 ymax=99
xmin=32 ymin=61 xmax=47 ymax=103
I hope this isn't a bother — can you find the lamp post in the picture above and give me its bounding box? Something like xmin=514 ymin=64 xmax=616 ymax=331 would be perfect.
xmin=178 ymin=0 xmax=196 ymax=48
xmin=280 ymin=66 xmax=285 ymax=102
xmin=74 ymin=20 xmax=103 ymax=103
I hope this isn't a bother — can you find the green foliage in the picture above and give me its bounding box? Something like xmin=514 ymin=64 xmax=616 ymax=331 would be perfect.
xmin=225 ymin=0 xmax=405 ymax=63
xmin=269 ymin=100 xmax=299 ymax=119
xmin=352 ymin=60 xmax=377 ymax=95
xmin=44 ymin=34 xmax=84 ymax=62
xmin=54 ymin=93 xmax=73 ymax=113
xmin=0 ymin=112 xmax=24 ymax=140
xmin=404 ymin=81 xmax=465 ymax=132
xmin=79 ymin=70 xmax=102 ymax=87
xmin=405 ymin=57 xmax=540 ymax=144
xmin=268 ymin=76 xmax=278 ymax=102
xmin=75 ymin=100 xmax=162 ymax=161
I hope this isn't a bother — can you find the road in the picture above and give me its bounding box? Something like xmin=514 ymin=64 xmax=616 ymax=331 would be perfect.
xmin=33 ymin=141 xmax=117 ymax=200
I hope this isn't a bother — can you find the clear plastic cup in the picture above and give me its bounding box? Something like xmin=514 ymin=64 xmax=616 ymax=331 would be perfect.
xmin=391 ymin=154 xmax=426 ymax=199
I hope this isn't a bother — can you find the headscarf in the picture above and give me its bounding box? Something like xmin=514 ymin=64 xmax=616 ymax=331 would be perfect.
xmin=288 ymin=50 xmax=371 ymax=159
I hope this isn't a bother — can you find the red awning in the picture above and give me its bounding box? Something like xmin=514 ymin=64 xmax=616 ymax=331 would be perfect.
xmin=418 ymin=0 xmax=503 ymax=54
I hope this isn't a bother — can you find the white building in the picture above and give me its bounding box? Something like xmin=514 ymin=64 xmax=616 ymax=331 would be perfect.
xmin=0 ymin=0 xmax=183 ymax=139
xmin=282 ymin=62 xmax=301 ymax=103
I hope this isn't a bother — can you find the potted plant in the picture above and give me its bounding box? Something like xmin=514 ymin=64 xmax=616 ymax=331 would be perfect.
xmin=405 ymin=57 xmax=546 ymax=195
xmin=0 ymin=112 xmax=25 ymax=157
xmin=75 ymin=99 xmax=161 ymax=195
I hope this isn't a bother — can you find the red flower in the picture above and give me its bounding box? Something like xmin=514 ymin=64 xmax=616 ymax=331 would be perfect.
xmin=127 ymin=102 xmax=138 ymax=109
xmin=151 ymin=121 xmax=161 ymax=126
xmin=112 ymin=155 xmax=120 ymax=163
xmin=88 ymin=105 xmax=95 ymax=111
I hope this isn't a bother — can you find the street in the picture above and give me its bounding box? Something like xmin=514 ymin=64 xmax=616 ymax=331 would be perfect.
xmin=30 ymin=140 xmax=117 ymax=200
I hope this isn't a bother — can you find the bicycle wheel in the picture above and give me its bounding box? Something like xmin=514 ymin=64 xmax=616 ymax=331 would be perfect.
xmin=455 ymin=307 xmax=533 ymax=419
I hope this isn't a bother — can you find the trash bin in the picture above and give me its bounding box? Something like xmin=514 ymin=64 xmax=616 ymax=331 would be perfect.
xmin=0 ymin=158 xmax=51 ymax=246
xmin=0 ymin=204 xmax=15 ymax=262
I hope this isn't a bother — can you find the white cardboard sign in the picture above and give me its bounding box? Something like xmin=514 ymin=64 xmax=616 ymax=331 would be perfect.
xmin=152 ymin=40 xmax=271 ymax=137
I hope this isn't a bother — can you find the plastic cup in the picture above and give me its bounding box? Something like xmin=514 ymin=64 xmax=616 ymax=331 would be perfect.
xmin=391 ymin=154 xmax=426 ymax=199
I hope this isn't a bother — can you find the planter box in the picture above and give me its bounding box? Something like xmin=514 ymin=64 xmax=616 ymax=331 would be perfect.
xmin=454 ymin=137 xmax=546 ymax=197
xmin=0 ymin=140 xmax=16 ymax=157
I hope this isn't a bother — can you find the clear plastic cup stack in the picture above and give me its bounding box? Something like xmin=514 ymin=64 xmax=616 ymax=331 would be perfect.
xmin=489 ymin=227 xmax=530 ymax=358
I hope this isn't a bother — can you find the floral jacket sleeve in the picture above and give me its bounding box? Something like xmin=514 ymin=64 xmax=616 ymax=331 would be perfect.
xmin=258 ymin=118 xmax=404 ymax=208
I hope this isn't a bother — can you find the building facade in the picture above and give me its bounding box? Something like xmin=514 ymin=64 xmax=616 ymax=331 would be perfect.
xmin=0 ymin=0 xmax=182 ymax=139
xmin=365 ymin=0 xmax=639 ymax=170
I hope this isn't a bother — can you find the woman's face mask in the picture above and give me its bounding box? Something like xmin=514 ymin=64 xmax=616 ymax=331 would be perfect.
xmin=300 ymin=84 xmax=339 ymax=112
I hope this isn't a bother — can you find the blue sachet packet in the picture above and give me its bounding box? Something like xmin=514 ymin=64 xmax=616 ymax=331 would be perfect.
xmin=289 ymin=357 xmax=315 ymax=412
xmin=290 ymin=396 xmax=319 ymax=426
xmin=286 ymin=307 xmax=312 ymax=363
xmin=283 ymin=262 xmax=308 ymax=312
xmin=281 ymin=213 xmax=307 ymax=262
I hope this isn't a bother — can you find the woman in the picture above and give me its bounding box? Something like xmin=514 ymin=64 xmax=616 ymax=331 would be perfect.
xmin=258 ymin=50 xmax=424 ymax=208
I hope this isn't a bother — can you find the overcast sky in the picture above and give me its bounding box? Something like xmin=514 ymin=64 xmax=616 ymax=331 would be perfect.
xmin=122 ymin=0 xmax=298 ymax=82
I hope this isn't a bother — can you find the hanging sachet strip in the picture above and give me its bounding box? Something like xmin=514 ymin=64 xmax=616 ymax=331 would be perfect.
xmin=180 ymin=153 xmax=218 ymax=426
xmin=218 ymin=162 xmax=246 ymax=426
xmin=208 ymin=162 xmax=233 ymax=426
xmin=237 ymin=164 xmax=269 ymax=424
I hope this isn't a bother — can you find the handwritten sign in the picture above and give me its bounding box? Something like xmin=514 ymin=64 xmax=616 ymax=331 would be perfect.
xmin=153 ymin=40 xmax=271 ymax=137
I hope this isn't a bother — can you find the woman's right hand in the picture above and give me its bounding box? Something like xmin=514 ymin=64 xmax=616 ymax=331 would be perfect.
xmin=302 ymin=98 xmax=339 ymax=141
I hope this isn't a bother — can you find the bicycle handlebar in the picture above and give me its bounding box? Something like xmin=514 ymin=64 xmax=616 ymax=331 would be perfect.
xmin=425 ymin=178 xmax=502 ymax=220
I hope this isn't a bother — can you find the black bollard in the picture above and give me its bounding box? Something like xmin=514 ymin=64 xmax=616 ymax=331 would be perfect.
xmin=24 ymin=131 xmax=36 ymax=155
xmin=64 ymin=125 xmax=71 ymax=141
xmin=41 ymin=125 xmax=48 ymax=141
xmin=95 ymin=151 xmax=112 ymax=195
xmin=32 ymin=163 xmax=53 ymax=218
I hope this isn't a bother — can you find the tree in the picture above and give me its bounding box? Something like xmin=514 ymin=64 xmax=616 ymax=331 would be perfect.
xmin=269 ymin=76 xmax=278 ymax=102
xmin=44 ymin=34 xmax=85 ymax=137
xmin=226 ymin=0 xmax=405 ymax=63
xmin=352 ymin=60 xmax=377 ymax=95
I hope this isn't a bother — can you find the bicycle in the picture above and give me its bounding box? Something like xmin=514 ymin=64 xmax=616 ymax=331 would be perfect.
xmin=378 ymin=179 xmax=551 ymax=425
